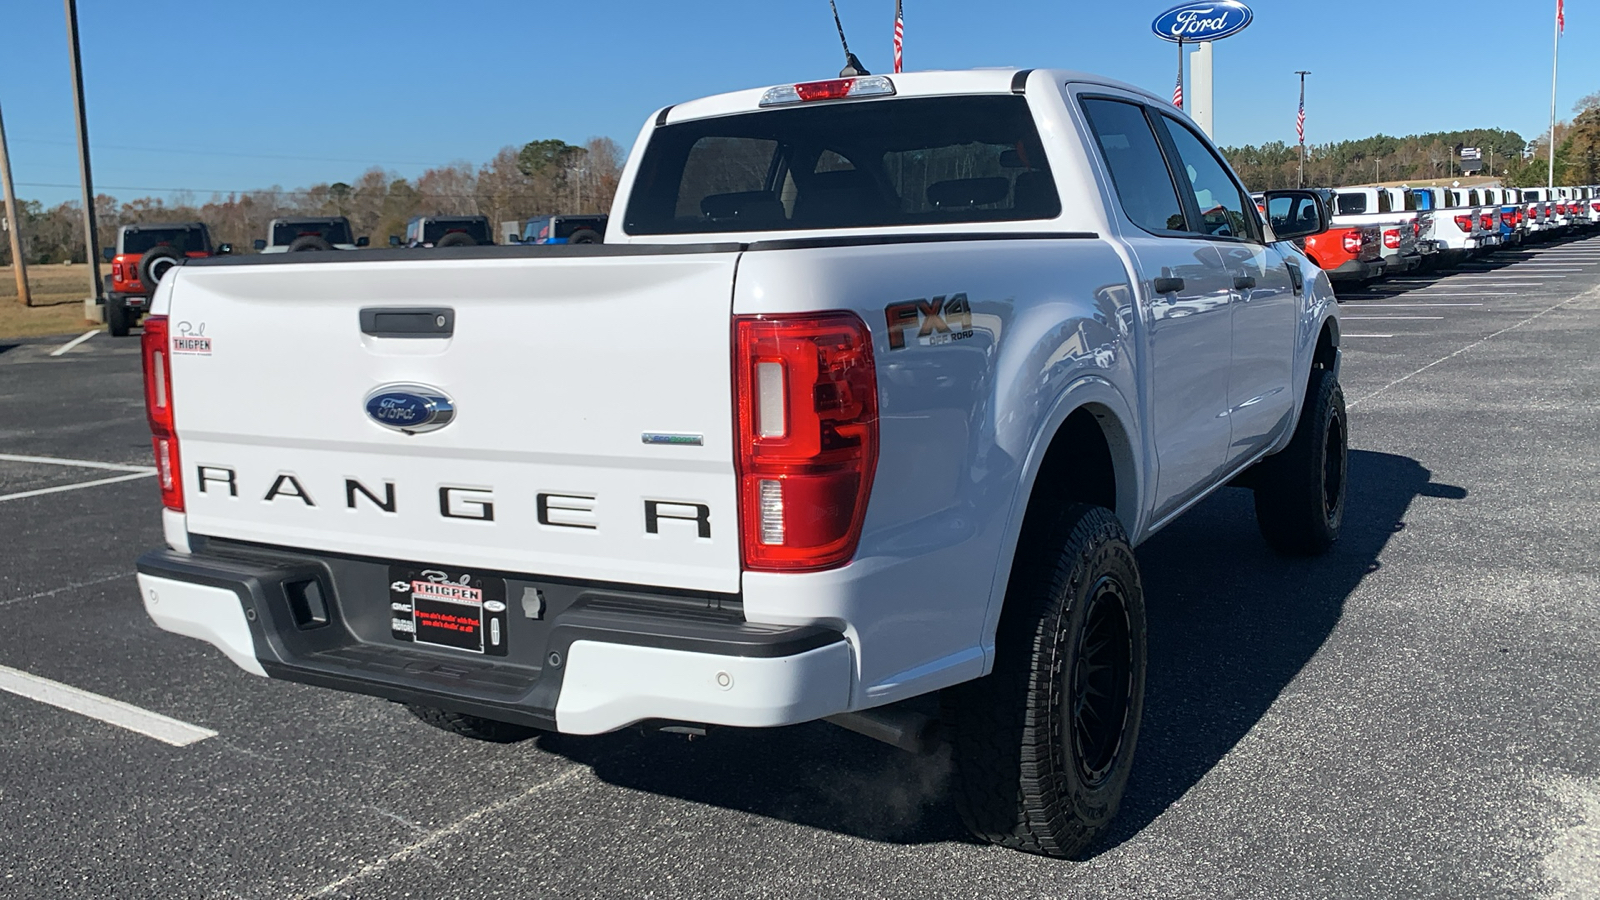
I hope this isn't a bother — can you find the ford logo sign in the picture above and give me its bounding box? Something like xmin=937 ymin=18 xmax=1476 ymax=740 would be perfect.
xmin=363 ymin=384 xmax=456 ymax=435
xmin=1151 ymin=1 xmax=1253 ymax=43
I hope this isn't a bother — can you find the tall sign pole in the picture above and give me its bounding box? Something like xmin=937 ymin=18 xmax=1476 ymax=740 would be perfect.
xmin=1151 ymin=2 xmax=1253 ymax=140
xmin=1296 ymin=71 xmax=1310 ymax=188
xmin=64 ymin=0 xmax=103 ymax=322
xmin=1548 ymin=0 xmax=1564 ymax=190
xmin=0 ymin=100 xmax=31 ymax=306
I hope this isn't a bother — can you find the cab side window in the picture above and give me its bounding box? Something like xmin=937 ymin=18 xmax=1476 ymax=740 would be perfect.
xmin=1080 ymin=98 xmax=1189 ymax=234
xmin=1160 ymin=115 xmax=1261 ymax=242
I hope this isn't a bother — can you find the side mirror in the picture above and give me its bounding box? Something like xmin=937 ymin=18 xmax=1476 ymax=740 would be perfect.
xmin=1263 ymin=190 xmax=1330 ymax=241
xmin=389 ymin=235 xmax=402 ymax=247
xmin=253 ymin=239 xmax=267 ymax=251
xmin=356 ymin=236 xmax=370 ymax=247
xmin=507 ymin=234 xmax=522 ymax=244
xmin=102 ymin=247 xmax=114 ymax=262
xmin=216 ymin=243 xmax=233 ymax=256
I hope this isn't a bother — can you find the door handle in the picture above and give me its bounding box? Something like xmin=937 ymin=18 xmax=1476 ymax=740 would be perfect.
xmin=1233 ymin=275 xmax=1257 ymax=290
xmin=1153 ymin=276 xmax=1185 ymax=294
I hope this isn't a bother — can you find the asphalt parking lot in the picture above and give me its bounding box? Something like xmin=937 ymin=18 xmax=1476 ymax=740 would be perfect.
xmin=1 ymin=237 xmax=1597 ymax=899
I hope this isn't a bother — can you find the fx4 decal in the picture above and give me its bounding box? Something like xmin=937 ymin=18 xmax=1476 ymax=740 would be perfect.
xmin=885 ymin=293 xmax=974 ymax=350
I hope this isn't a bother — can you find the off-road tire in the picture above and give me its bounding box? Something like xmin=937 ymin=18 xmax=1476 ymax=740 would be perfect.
xmin=566 ymin=228 xmax=602 ymax=245
xmin=435 ymin=232 xmax=476 ymax=247
xmin=138 ymin=247 xmax=182 ymax=288
xmin=944 ymin=504 xmax=1147 ymax=859
xmin=405 ymin=704 xmax=540 ymax=743
xmin=105 ymin=295 xmax=130 ymax=338
xmin=287 ymin=234 xmax=333 ymax=252
xmin=1252 ymin=367 xmax=1347 ymax=556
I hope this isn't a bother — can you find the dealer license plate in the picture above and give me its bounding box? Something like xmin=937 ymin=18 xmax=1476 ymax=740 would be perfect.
xmin=388 ymin=565 xmax=508 ymax=656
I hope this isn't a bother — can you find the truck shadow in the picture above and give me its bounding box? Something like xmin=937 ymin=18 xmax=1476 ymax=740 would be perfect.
xmin=536 ymin=449 xmax=1462 ymax=852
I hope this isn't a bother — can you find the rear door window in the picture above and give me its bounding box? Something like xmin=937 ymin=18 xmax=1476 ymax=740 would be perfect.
xmin=1080 ymin=98 xmax=1188 ymax=234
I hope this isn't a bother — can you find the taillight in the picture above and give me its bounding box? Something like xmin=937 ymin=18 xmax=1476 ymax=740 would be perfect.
xmin=1480 ymin=214 xmax=1493 ymax=230
xmin=734 ymin=312 xmax=877 ymax=571
xmin=1502 ymin=212 xmax=1514 ymax=226
xmin=112 ymin=261 xmax=124 ymax=280
xmin=1383 ymin=229 xmax=1401 ymax=249
xmin=1454 ymin=215 xmax=1473 ymax=233
xmin=141 ymin=316 xmax=184 ymax=511
xmin=1413 ymin=220 xmax=1422 ymax=237
xmin=1592 ymin=203 xmax=1600 ymax=213
xmin=1341 ymin=231 xmax=1361 ymax=254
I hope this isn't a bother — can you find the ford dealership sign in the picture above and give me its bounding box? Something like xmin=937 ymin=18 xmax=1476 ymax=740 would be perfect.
xmin=1151 ymin=1 xmax=1253 ymax=43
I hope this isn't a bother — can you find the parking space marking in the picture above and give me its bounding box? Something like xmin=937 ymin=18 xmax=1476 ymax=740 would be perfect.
xmin=48 ymin=330 xmax=100 ymax=357
xmin=0 ymin=573 xmax=130 ymax=609
xmin=1341 ymin=316 xmax=1444 ymax=320
xmin=1351 ymin=289 xmax=1592 ymax=409
xmin=0 ymin=471 xmax=155 ymax=503
xmin=1343 ymin=334 xmax=1396 ymax=338
xmin=0 ymin=664 xmax=216 ymax=747
xmin=0 ymin=453 xmax=155 ymax=473
xmin=306 ymin=765 xmax=588 ymax=897
xmin=0 ymin=453 xmax=158 ymax=503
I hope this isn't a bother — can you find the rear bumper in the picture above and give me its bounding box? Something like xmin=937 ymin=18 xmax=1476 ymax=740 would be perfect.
xmin=135 ymin=546 xmax=852 ymax=735
xmin=1327 ymin=258 xmax=1382 ymax=282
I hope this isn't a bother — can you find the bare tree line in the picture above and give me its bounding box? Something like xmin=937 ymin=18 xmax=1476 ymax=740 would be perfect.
xmin=2 ymin=136 xmax=622 ymax=265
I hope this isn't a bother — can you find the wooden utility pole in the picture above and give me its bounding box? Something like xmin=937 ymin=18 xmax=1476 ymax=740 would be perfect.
xmin=0 ymin=99 xmax=30 ymax=306
xmin=64 ymin=0 xmax=103 ymax=322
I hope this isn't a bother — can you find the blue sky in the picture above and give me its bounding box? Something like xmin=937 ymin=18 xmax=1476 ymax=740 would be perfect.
xmin=0 ymin=0 xmax=1591 ymax=206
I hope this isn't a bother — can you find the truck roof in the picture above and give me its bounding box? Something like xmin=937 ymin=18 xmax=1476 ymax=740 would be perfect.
xmin=656 ymin=68 xmax=1164 ymax=126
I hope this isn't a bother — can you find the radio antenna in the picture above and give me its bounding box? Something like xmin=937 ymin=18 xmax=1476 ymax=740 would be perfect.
xmin=828 ymin=0 xmax=870 ymax=76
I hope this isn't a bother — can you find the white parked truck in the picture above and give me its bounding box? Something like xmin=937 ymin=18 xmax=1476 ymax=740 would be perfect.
xmin=134 ymin=68 xmax=1346 ymax=858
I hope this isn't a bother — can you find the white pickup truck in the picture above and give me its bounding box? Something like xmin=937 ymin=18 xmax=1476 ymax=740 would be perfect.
xmin=1332 ymin=187 xmax=1422 ymax=274
xmin=133 ymin=68 xmax=1345 ymax=858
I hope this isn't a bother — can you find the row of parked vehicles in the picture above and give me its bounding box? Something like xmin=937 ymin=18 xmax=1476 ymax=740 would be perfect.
xmin=98 ymin=213 xmax=610 ymax=335
xmin=1276 ymin=184 xmax=1600 ymax=288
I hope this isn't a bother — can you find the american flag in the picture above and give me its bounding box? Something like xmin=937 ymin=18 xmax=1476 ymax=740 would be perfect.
xmin=1558 ymin=0 xmax=1565 ymax=34
xmin=1172 ymin=48 xmax=1183 ymax=108
xmin=1297 ymin=98 xmax=1306 ymax=143
xmin=893 ymin=0 xmax=904 ymax=73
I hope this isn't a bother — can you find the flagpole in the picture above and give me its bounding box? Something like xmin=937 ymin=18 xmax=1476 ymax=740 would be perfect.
xmin=1548 ymin=0 xmax=1561 ymax=189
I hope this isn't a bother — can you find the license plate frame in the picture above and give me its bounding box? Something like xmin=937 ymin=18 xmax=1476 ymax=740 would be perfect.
xmin=388 ymin=565 xmax=508 ymax=656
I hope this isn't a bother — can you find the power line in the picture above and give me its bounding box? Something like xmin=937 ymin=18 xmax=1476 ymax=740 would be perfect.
xmin=12 ymin=136 xmax=443 ymax=168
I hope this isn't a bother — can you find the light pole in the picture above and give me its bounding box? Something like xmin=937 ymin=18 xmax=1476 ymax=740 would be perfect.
xmin=64 ymin=0 xmax=103 ymax=322
xmin=1296 ymin=71 xmax=1310 ymax=188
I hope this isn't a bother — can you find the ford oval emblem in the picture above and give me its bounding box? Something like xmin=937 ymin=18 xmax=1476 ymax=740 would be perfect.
xmin=1151 ymin=1 xmax=1253 ymax=43
xmin=363 ymin=384 xmax=456 ymax=435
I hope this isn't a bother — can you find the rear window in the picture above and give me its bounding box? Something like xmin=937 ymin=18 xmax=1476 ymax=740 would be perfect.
xmin=623 ymin=96 xmax=1061 ymax=234
xmin=1335 ymin=193 xmax=1368 ymax=215
xmin=554 ymin=217 xmax=607 ymax=239
xmin=122 ymin=227 xmax=207 ymax=254
xmin=273 ymin=220 xmax=353 ymax=246
xmin=422 ymin=219 xmax=490 ymax=244
xmin=1403 ymin=192 xmax=1421 ymax=211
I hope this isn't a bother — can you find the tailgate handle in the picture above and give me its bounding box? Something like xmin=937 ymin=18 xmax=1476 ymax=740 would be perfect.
xmin=360 ymin=307 xmax=455 ymax=339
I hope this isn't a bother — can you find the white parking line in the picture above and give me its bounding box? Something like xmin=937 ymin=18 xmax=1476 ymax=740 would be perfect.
xmin=1343 ymin=334 xmax=1396 ymax=338
xmin=1341 ymin=316 xmax=1444 ymax=320
xmin=48 ymin=330 xmax=99 ymax=357
xmin=0 ymin=471 xmax=156 ymax=503
xmin=0 ymin=664 xmax=216 ymax=747
xmin=0 ymin=453 xmax=154 ymax=473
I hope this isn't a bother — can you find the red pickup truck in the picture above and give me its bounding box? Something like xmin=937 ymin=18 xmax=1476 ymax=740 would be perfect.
xmin=1303 ymin=223 xmax=1384 ymax=286
xmin=101 ymin=223 xmax=230 ymax=336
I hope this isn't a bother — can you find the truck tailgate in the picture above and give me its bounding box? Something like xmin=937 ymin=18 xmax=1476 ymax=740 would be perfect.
xmin=165 ymin=253 xmax=742 ymax=594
